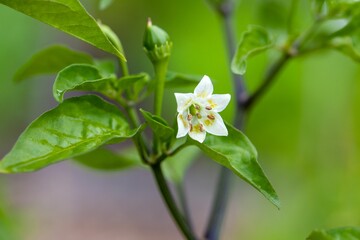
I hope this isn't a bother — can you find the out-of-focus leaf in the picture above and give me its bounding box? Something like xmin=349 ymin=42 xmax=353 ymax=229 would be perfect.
xmin=188 ymin=123 xmax=280 ymax=208
xmin=231 ymin=25 xmax=273 ymax=75
xmin=98 ymin=22 xmax=123 ymax=53
xmin=0 ymin=0 xmax=125 ymax=61
xmin=73 ymin=147 xmax=143 ymax=171
xmin=307 ymin=227 xmax=360 ymax=240
xmin=162 ymin=146 xmax=200 ymax=183
xmin=13 ymin=45 xmax=93 ymax=82
xmin=329 ymin=36 xmax=360 ymax=62
xmin=0 ymin=95 xmax=137 ymax=173
xmin=165 ymin=72 xmax=202 ymax=89
xmin=140 ymin=109 xmax=174 ymax=142
xmin=99 ymin=0 xmax=113 ymax=10
xmin=53 ymin=64 xmax=116 ymax=103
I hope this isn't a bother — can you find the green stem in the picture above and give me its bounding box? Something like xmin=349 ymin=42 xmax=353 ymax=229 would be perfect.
xmin=153 ymin=60 xmax=169 ymax=155
xmin=151 ymin=163 xmax=197 ymax=240
xmin=154 ymin=60 xmax=168 ymax=116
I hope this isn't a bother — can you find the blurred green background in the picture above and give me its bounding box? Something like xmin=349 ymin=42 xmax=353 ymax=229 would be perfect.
xmin=1 ymin=0 xmax=360 ymax=239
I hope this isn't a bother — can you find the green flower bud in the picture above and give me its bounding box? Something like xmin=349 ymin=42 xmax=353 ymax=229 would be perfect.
xmin=143 ymin=18 xmax=172 ymax=63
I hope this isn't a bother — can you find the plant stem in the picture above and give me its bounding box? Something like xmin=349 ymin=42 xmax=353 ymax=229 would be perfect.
xmin=243 ymin=53 xmax=290 ymax=110
xmin=154 ymin=60 xmax=169 ymax=116
xmin=205 ymin=1 xmax=246 ymax=239
xmin=153 ymin=60 xmax=169 ymax=155
xmin=204 ymin=167 xmax=232 ymax=240
xmin=176 ymin=182 xmax=194 ymax=233
xmin=151 ymin=163 xmax=197 ymax=240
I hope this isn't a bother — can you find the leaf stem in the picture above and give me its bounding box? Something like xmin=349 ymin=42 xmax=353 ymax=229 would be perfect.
xmin=151 ymin=163 xmax=197 ymax=240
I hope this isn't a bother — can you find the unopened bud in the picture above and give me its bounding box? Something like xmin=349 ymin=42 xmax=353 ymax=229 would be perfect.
xmin=143 ymin=18 xmax=172 ymax=62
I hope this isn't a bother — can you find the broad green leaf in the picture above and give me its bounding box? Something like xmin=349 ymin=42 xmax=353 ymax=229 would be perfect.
xmin=99 ymin=0 xmax=113 ymax=10
xmin=73 ymin=147 xmax=143 ymax=171
xmin=307 ymin=227 xmax=360 ymax=240
xmin=188 ymin=123 xmax=280 ymax=208
xmin=140 ymin=109 xmax=174 ymax=142
xmin=0 ymin=95 xmax=137 ymax=173
xmin=14 ymin=45 xmax=93 ymax=82
xmin=165 ymin=72 xmax=202 ymax=89
xmin=0 ymin=0 xmax=125 ymax=61
xmin=231 ymin=25 xmax=273 ymax=75
xmin=53 ymin=64 xmax=116 ymax=103
xmin=162 ymin=146 xmax=200 ymax=183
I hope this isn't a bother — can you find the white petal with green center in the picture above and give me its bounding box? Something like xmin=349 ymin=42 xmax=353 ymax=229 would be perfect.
xmin=201 ymin=112 xmax=228 ymax=136
xmin=208 ymin=94 xmax=231 ymax=112
xmin=175 ymin=93 xmax=193 ymax=112
xmin=176 ymin=111 xmax=190 ymax=138
xmin=194 ymin=75 xmax=213 ymax=98
xmin=174 ymin=75 xmax=229 ymax=142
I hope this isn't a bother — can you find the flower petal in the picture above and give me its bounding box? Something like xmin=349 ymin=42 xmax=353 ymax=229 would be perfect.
xmin=201 ymin=112 xmax=228 ymax=136
xmin=176 ymin=112 xmax=190 ymax=138
xmin=207 ymin=94 xmax=231 ymax=112
xmin=175 ymin=93 xmax=193 ymax=112
xmin=188 ymin=128 xmax=206 ymax=143
xmin=194 ymin=75 xmax=213 ymax=98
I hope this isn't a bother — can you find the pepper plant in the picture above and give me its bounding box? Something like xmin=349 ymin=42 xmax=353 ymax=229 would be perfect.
xmin=0 ymin=0 xmax=360 ymax=239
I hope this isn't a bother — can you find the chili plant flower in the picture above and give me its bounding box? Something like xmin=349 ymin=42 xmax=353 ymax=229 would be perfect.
xmin=175 ymin=75 xmax=231 ymax=143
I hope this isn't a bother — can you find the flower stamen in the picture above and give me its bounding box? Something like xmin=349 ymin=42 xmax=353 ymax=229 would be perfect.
xmin=205 ymin=106 xmax=212 ymax=110
xmin=187 ymin=114 xmax=193 ymax=121
xmin=199 ymin=124 xmax=204 ymax=132
xmin=196 ymin=113 xmax=202 ymax=119
xmin=189 ymin=123 xmax=193 ymax=132
xmin=207 ymin=114 xmax=215 ymax=120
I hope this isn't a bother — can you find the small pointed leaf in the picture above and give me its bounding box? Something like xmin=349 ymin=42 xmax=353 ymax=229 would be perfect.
xmin=0 ymin=95 xmax=137 ymax=173
xmin=0 ymin=0 xmax=125 ymax=61
xmin=231 ymin=25 xmax=273 ymax=75
xmin=53 ymin=64 xmax=116 ymax=103
xmin=307 ymin=227 xmax=360 ymax=240
xmin=140 ymin=109 xmax=174 ymax=142
xmin=188 ymin=123 xmax=280 ymax=208
xmin=14 ymin=45 xmax=93 ymax=82
xmin=99 ymin=0 xmax=113 ymax=10
xmin=165 ymin=72 xmax=203 ymax=89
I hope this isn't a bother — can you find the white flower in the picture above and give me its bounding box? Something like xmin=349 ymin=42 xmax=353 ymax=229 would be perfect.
xmin=175 ymin=75 xmax=231 ymax=143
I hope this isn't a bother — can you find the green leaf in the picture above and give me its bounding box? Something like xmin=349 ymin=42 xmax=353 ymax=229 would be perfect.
xmin=117 ymin=73 xmax=150 ymax=100
xmin=307 ymin=227 xmax=360 ymax=240
xmin=162 ymin=146 xmax=199 ymax=183
xmin=231 ymin=25 xmax=273 ymax=75
xmin=99 ymin=0 xmax=113 ymax=10
xmin=0 ymin=95 xmax=137 ymax=173
xmin=329 ymin=36 xmax=360 ymax=62
xmin=188 ymin=123 xmax=280 ymax=208
xmin=140 ymin=109 xmax=174 ymax=142
xmin=98 ymin=22 xmax=123 ymax=53
xmin=13 ymin=45 xmax=93 ymax=82
xmin=53 ymin=64 xmax=116 ymax=103
xmin=165 ymin=72 xmax=202 ymax=89
xmin=0 ymin=0 xmax=125 ymax=61
xmin=73 ymin=147 xmax=143 ymax=171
